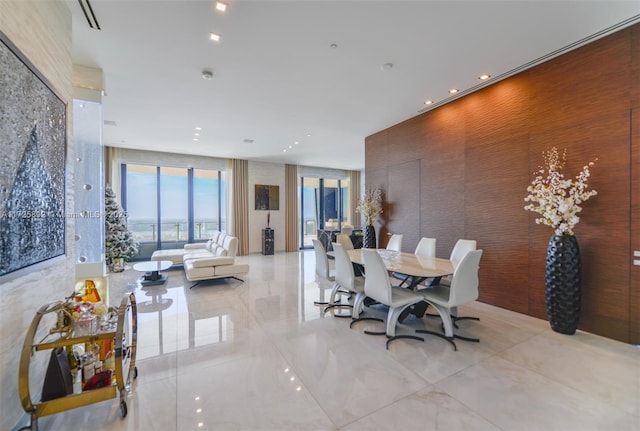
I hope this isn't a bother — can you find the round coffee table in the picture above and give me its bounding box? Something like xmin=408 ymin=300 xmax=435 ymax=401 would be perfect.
xmin=133 ymin=260 xmax=172 ymax=286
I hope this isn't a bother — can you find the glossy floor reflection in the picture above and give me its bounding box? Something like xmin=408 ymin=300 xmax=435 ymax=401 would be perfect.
xmin=37 ymin=251 xmax=639 ymax=430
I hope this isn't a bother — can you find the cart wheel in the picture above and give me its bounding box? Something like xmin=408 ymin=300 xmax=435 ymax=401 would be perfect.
xmin=120 ymin=400 xmax=128 ymax=418
xmin=134 ymin=366 xmax=138 ymax=379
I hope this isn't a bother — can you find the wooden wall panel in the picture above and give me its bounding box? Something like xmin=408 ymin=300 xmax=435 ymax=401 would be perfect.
xmin=528 ymin=27 xmax=631 ymax=132
xmin=630 ymin=108 xmax=640 ymax=344
xmin=365 ymin=130 xmax=388 ymax=170
xmin=631 ymin=24 xmax=640 ymax=344
xmin=363 ymin=23 xmax=639 ymax=343
xmin=631 ymin=25 xmax=640 ymax=110
xmin=385 ymin=161 xmax=421 ymax=252
xmin=388 ymin=116 xmax=428 ymax=167
xmin=419 ymin=104 xmax=466 ymax=257
xmin=464 ymin=78 xmax=531 ymax=313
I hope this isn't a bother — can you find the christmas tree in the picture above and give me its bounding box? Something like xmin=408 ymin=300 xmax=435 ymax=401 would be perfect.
xmin=105 ymin=184 xmax=138 ymax=267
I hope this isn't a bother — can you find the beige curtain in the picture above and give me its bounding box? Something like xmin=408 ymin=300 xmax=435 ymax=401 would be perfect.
xmin=232 ymin=159 xmax=249 ymax=255
xmin=349 ymin=170 xmax=361 ymax=227
xmin=285 ymin=164 xmax=299 ymax=251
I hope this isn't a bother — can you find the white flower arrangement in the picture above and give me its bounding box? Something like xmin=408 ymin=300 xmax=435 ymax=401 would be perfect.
xmin=356 ymin=188 xmax=383 ymax=226
xmin=524 ymin=147 xmax=597 ymax=236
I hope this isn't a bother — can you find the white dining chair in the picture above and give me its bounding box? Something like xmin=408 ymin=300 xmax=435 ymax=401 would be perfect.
xmin=323 ymin=243 xmax=366 ymax=318
xmin=336 ymin=234 xmax=354 ymax=251
xmin=350 ymin=249 xmax=425 ymax=349
xmin=386 ymin=234 xmax=403 ymax=252
xmin=418 ymin=249 xmax=483 ymax=350
xmin=312 ymin=239 xmax=337 ymax=306
xmin=393 ymin=237 xmax=436 ymax=287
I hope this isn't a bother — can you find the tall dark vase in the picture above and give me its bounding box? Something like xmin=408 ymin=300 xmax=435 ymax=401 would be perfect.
xmin=363 ymin=224 xmax=376 ymax=248
xmin=545 ymin=234 xmax=581 ymax=335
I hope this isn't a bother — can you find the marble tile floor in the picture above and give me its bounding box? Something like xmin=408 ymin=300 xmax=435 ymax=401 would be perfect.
xmin=33 ymin=251 xmax=639 ymax=431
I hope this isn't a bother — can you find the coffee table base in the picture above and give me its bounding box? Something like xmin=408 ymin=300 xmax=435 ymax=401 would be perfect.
xmin=140 ymin=272 xmax=168 ymax=286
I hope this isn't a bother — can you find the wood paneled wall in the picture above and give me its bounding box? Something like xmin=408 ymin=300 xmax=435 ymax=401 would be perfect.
xmin=365 ymin=23 xmax=640 ymax=344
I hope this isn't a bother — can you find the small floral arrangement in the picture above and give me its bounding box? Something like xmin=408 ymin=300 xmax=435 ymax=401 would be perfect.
xmin=356 ymin=188 xmax=383 ymax=226
xmin=524 ymin=146 xmax=597 ymax=236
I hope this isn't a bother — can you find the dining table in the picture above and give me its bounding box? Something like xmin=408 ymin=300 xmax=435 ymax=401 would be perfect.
xmin=346 ymin=248 xmax=455 ymax=319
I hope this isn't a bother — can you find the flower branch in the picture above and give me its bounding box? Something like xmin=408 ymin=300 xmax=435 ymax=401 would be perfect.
xmin=524 ymin=146 xmax=597 ymax=236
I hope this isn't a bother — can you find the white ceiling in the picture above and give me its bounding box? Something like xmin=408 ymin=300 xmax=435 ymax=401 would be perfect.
xmin=68 ymin=1 xmax=640 ymax=171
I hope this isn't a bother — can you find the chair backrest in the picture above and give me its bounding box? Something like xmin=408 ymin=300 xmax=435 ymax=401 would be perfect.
xmin=312 ymin=239 xmax=330 ymax=279
xmin=386 ymin=234 xmax=403 ymax=252
xmin=449 ymin=249 xmax=483 ymax=306
xmin=341 ymin=225 xmax=353 ymax=235
xmin=336 ymin=234 xmax=354 ymax=251
xmin=449 ymin=239 xmax=477 ymax=263
xmin=414 ymin=237 xmax=436 ymax=257
xmin=362 ymin=249 xmax=392 ymax=305
xmin=332 ymin=243 xmax=356 ymax=291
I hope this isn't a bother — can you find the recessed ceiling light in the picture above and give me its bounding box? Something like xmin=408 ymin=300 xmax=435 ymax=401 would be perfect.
xmin=448 ymin=88 xmax=459 ymax=94
xmin=194 ymin=133 xmax=200 ymax=136
xmin=288 ymin=145 xmax=292 ymax=149
xmin=306 ymin=134 xmax=311 ymax=137
xmin=195 ymin=127 xmax=202 ymax=131
xmin=330 ymin=43 xmax=338 ymax=49
xmin=283 ymin=149 xmax=287 ymax=153
xmin=193 ymin=138 xmax=199 ymax=142
xmin=215 ymin=1 xmax=227 ymax=12
xmin=209 ymin=33 xmax=221 ymax=42
xmin=424 ymin=100 xmax=433 ymax=105
xmin=479 ymin=74 xmax=491 ymax=80
xmin=202 ymin=69 xmax=213 ymax=80
xmin=243 ymin=138 xmax=254 ymax=144
xmin=294 ymin=141 xmax=299 ymax=145
xmin=381 ymin=62 xmax=394 ymax=70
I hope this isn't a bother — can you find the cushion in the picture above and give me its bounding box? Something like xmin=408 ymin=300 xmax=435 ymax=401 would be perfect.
xmin=211 ymin=231 xmax=220 ymax=243
xmin=191 ymin=256 xmax=234 ymax=268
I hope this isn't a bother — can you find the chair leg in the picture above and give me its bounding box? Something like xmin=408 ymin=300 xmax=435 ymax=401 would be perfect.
xmin=415 ymin=329 xmax=457 ymax=351
xmin=314 ymin=282 xmax=340 ymax=306
xmin=417 ymin=302 xmax=457 ymax=351
xmin=350 ymin=316 xmax=384 ymax=335
xmin=351 ymin=293 xmax=366 ymax=319
xmin=450 ymin=315 xmax=480 ymax=343
xmin=383 ymin=304 xmax=427 ymax=348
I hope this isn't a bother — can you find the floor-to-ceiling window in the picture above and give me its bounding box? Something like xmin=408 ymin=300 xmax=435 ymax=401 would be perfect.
xmin=300 ymin=177 xmax=350 ymax=248
xmin=122 ymin=163 xmax=226 ymax=260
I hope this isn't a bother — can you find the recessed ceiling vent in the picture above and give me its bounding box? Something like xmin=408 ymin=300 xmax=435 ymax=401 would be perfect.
xmin=78 ymin=0 xmax=101 ymax=30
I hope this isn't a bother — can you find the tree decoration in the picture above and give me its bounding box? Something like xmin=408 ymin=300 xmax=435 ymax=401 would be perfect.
xmin=105 ymin=184 xmax=138 ymax=267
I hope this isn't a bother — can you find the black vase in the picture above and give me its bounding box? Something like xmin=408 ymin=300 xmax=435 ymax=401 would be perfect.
xmin=545 ymin=234 xmax=581 ymax=335
xmin=363 ymin=224 xmax=376 ymax=248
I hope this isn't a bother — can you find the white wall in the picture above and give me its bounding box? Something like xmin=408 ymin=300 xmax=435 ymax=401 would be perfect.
xmin=247 ymin=161 xmax=285 ymax=253
xmin=0 ymin=2 xmax=73 ymax=429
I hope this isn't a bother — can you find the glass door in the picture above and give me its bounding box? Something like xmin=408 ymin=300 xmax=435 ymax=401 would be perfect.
xmin=299 ymin=177 xmax=349 ymax=249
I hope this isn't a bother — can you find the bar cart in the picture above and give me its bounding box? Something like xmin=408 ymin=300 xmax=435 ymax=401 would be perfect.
xmin=18 ymin=292 xmax=138 ymax=430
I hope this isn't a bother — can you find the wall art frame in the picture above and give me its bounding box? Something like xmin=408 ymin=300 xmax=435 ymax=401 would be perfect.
xmin=255 ymin=184 xmax=279 ymax=210
xmin=0 ymin=31 xmax=67 ymax=277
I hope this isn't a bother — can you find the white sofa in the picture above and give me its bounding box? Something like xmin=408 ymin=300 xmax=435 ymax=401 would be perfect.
xmin=151 ymin=231 xmax=249 ymax=285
